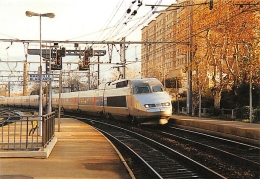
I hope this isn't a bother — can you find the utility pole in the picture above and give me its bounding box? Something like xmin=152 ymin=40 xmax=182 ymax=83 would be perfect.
xmin=23 ymin=61 xmax=29 ymax=96
xmin=8 ymin=81 xmax=10 ymax=97
xmin=47 ymin=44 xmax=52 ymax=113
xmin=58 ymin=70 xmax=62 ymax=132
xmin=98 ymin=56 xmax=100 ymax=86
xmin=120 ymin=37 xmax=126 ymax=79
xmin=176 ymin=77 xmax=180 ymax=114
xmin=23 ymin=42 xmax=29 ymax=96
xmin=187 ymin=0 xmax=193 ymax=116
xmin=88 ymin=70 xmax=90 ymax=90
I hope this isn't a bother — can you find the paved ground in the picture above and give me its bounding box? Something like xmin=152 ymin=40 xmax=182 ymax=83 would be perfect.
xmin=0 ymin=118 xmax=133 ymax=179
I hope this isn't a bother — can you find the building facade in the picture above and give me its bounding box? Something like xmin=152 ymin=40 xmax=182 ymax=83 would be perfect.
xmin=141 ymin=1 xmax=189 ymax=95
xmin=141 ymin=5 xmax=178 ymax=79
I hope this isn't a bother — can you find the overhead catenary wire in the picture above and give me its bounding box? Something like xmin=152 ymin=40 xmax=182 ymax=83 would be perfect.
xmin=142 ymin=0 xmax=258 ymax=59
xmin=96 ymin=0 xmax=125 ymax=41
xmin=101 ymin=1 xmax=135 ymax=41
xmin=1 ymin=0 xmax=258 ymax=85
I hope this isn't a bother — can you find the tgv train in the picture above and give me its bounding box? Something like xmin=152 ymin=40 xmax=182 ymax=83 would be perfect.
xmin=0 ymin=78 xmax=172 ymax=124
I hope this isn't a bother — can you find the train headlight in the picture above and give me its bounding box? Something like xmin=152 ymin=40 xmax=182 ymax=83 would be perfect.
xmin=161 ymin=102 xmax=171 ymax=106
xmin=144 ymin=104 xmax=156 ymax=108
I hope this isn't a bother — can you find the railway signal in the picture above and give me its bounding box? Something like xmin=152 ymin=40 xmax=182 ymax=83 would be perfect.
xmin=79 ymin=50 xmax=90 ymax=70
xmin=84 ymin=50 xmax=89 ymax=66
xmin=88 ymin=47 xmax=93 ymax=57
xmin=61 ymin=47 xmax=66 ymax=57
xmin=57 ymin=57 xmax=62 ymax=67
xmin=51 ymin=50 xmax=62 ymax=70
xmin=51 ymin=48 xmax=58 ymax=58
xmin=45 ymin=59 xmax=51 ymax=74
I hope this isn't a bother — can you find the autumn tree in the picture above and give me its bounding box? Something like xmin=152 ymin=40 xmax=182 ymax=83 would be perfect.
xmin=191 ymin=0 xmax=259 ymax=108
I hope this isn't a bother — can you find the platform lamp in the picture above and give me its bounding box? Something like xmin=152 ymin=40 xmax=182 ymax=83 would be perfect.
xmin=25 ymin=11 xmax=55 ymax=136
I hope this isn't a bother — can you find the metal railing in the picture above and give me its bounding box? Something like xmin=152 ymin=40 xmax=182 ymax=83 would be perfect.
xmin=180 ymin=107 xmax=236 ymax=119
xmin=0 ymin=112 xmax=55 ymax=151
xmin=42 ymin=112 xmax=55 ymax=148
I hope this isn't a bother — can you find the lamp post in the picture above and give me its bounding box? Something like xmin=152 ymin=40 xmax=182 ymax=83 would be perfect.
xmin=26 ymin=11 xmax=55 ymax=135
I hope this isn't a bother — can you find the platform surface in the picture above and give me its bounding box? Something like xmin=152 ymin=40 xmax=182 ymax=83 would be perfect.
xmin=0 ymin=118 xmax=133 ymax=179
xmin=170 ymin=115 xmax=260 ymax=146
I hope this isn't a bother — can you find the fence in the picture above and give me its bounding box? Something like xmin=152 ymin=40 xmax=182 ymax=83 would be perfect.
xmin=0 ymin=112 xmax=55 ymax=151
xmin=180 ymin=107 xmax=236 ymax=119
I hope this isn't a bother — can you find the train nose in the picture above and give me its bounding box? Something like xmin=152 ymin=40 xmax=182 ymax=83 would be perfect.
xmin=159 ymin=108 xmax=172 ymax=116
xmin=159 ymin=118 xmax=168 ymax=125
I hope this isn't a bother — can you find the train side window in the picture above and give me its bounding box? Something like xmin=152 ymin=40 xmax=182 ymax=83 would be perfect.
xmin=152 ymin=86 xmax=163 ymax=92
xmin=135 ymin=86 xmax=151 ymax=94
xmin=116 ymin=80 xmax=128 ymax=88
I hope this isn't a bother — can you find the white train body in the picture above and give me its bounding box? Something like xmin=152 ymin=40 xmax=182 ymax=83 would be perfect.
xmin=0 ymin=78 xmax=172 ymax=124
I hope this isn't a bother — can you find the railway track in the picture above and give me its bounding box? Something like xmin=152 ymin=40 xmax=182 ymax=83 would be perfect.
xmin=67 ymin=114 xmax=226 ymax=178
xmin=70 ymin=114 xmax=260 ymax=178
xmin=3 ymin=109 xmax=258 ymax=178
xmin=140 ymin=125 xmax=260 ymax=178
xmin=99 ymin=128 xmax=213 ymax=179
xmin=0 ymin=108 xmax=24 ymax=126
xmin=159 ymin=125 xmax=260 ymax=165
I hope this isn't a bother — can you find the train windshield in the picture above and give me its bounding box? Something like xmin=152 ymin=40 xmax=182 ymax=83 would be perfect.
xmin=152 ymin=86 xmax=163 ymax=92
xmin=135 ymin=86 xmax=151 ymax=94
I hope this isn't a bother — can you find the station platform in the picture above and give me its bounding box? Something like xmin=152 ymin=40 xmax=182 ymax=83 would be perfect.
xmin=0 ymin=118 xmax=133 ymax=179
xmin=170 ymin=115 xmax=260 ymax=146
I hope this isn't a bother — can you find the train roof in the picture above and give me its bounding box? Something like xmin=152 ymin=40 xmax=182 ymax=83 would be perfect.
xmin=98 ymin=78 xmax=161 ymax=90
xmin=130 ymin=78 xmax=161 ymax=86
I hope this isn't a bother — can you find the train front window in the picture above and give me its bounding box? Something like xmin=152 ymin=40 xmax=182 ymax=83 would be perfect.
xmin=135 ymin=86 xmax=151 ymax=94
xmin=152 ymin=86 xmax=163 ymax=92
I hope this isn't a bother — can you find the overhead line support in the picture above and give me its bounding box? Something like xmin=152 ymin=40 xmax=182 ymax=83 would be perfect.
xmin=0 ymin=39 xmax=189 ymax=45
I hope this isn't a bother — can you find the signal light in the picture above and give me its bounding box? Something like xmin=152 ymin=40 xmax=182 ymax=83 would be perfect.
xmin=51 ymin=48 xmax=56 ymax=58
xmin=57 ymin=50 xmax=61 ymax=59
xmin=84 ymin=53 xmax=89 ymax=66
xmin=79 ymin=50 xmax=90 ymax=70
xmin=46 ymin=59 xmax=51 ymax=73
xmin=84 ymin=58 xmax=89 ymax=66
xmin=84 ymin=50 xmax=90 ymax=66
xmin=57 ymin=57 xmax=62 ymax=66
xmin=84 ymin=50 xmax=89 ymax=59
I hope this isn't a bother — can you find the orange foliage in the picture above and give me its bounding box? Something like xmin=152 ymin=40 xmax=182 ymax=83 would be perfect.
xmin=189 ymin=0 xmax=259 ymax=108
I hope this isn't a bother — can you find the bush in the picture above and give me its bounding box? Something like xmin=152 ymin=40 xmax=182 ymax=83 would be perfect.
xmin=172 ymin=99 xmax=186 ymax=114
xmin=209 ymin=107 xmax=221 ymax=116
xmin=235 ymin=106 xmax=250 ymax=119
xmin=253 ymin=108 xmax=260 ymax=122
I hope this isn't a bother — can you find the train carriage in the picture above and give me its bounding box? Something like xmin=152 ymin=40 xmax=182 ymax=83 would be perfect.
xmin=51 ymin=93 xmax=59 ymax=109
xmin=0 ymin=96 xmax=5 ymax=106
xmin=2 ymin=78 xmax=172 ymax=125
xmin=101 ymin=79 xmax=131 ymax=121
xmin=6 ymin=96 xmax=15 ymax=107
xmin=61 ymin=92 xmax=79 ymax=112
xmin=78 ymin=89 xmax=102 ymax=115
xmin=21 ymin=96 xmax=30 ymax=108
xmin=29 ymin=95 xmax=39 ymax=108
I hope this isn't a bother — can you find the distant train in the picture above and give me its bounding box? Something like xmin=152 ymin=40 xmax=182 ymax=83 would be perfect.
xmin=0 ymin=78 xmax=172 ymax=124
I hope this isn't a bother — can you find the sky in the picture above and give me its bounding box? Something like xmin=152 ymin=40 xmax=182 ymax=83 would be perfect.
xmin=0 ymin=0 xmax=176 ymax=91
